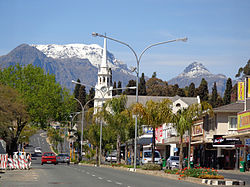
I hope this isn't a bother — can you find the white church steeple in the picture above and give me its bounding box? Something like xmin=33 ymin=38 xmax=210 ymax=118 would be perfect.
xmin=94 ymin=37 xmax=113 ymax=113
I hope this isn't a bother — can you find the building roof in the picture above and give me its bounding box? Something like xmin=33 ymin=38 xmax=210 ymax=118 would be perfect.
xmin=117 ymin=95 xmax=199 ymax=108
xmin=213 ymin=101 xmax=250 ymax=113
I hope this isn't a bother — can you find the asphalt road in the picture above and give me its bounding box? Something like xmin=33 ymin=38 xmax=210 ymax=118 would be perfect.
xmin=0 ymin=131 xmax=206 ymax=187
xmin=1 ymin=131 xmax=249 ymax=187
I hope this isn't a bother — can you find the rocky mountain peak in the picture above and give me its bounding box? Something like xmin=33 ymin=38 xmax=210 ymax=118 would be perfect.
xmin=181 ymin=62 xmax=211 ymax=78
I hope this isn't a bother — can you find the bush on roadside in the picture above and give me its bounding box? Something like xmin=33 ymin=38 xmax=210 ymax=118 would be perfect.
xmin=164 ymin=168 xmax=178 ymax=174
xmin=141 ymin=164 xmax=161 ymax=170
xmin=164 ymin=167 xmax=224 ymax=179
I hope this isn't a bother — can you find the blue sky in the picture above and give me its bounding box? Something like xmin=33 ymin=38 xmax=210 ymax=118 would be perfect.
xmin=0 ymin=0 xmax=249 ymax=81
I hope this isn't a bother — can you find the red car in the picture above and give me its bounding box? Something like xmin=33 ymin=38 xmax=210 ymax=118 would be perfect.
xmin=41 ymin=152 xmax=57 ymax=165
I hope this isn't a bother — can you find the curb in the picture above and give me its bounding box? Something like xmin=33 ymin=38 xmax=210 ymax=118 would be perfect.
xmin=77 ymin=164 xmax=246 ymax=186
xmin=202 ymin=179 xmax=245 ymax=186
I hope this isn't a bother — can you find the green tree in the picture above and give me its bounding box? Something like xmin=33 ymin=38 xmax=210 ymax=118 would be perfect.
xmin=133 ymin=99 xmax=172 ymax=163
xmin=223 ymin=78 xmax=232 ymax=105
xmin=197 ymin=78 xmax=209 ymax=102
xmin=236 ymin=59 xmax=250 ymax=78
xmin=146 ymin=77 xmax=168 ymax=96
xmin=188 ymin=82 xmax=196 ymax=97
xmin=0 ymin=84 xmax=29 ymax=153
xmin=139 ymin=73 xmax=147 ymax=95
xmin=103 ymin=95 xmax=129 ymax=164
xmin=117 ymin=81 xmax=122 ymax=95
xmin=171 ymin=108 xmax=189 ymax=170
xmin=73 ymin=79 xmax=81 ymax=99
xmin=112 ymin=81 xmax=117 ymax=96
xmin=77 ymin=85 xmax=86 ymax=111
xmin=0 ymin=64 xmax=74 ymax=152
xmin=210 ymin=82 xmax=218 ymax=108
xmin=87 ymin=88 xmax=95 ymax=108
xmin=124 ymin=80 xmax=136 ymax=95
xmin=152 ymin=72 xmax=157 ymax=78
xmin=177 ymin=88 xmax=186 ymax=97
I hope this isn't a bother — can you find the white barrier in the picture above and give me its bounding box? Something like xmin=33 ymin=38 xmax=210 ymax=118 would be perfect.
xmin=1 ymin=153 xmax=31 ymax=170
xmin=0 ymin=154 xmax=8 ymax=170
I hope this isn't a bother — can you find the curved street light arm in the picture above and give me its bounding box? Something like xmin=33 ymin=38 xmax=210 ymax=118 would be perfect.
xmin=138 ymin=38 xmax=188 ymax=63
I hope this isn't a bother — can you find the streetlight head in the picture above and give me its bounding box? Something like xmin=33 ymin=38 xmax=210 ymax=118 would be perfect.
xmin=71 ymin=80 xmax=77 ymax=84
xmin=92 ymin=32 xmax=98 ymax=37
xmin=182 ymin=37 xmax=188 ymax=42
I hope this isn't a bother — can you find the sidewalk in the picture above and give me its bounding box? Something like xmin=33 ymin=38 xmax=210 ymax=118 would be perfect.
xmin=218 ymin=169 xmax=250 ymax=176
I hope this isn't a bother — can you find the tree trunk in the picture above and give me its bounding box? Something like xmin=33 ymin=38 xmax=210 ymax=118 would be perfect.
xmin=117 ymin=134 xmax=121 ymax=164
xmin=125 ymin=142 xmax=128 ymax=165
xmin=188 ymin=126 xmax=192 ymax=168
xmin=152 ymin=127 xmax=156 ymax=164
xmin=96 ymin=146 xmax=99 ymax=165
xmin=179 ymin=135 xmax=184 ymax=170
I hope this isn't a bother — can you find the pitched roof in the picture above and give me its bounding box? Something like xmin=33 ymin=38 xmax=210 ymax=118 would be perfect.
xmin=213 ymin=101 xmax=250 ymax=113
xmin=114 ymin=95 xmax=199 ymax=108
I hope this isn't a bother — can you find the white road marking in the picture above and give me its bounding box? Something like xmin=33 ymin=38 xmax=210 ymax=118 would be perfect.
xmin=92 ymin=174 xmax=95 ymax=176
xmin=116 ymin=182 xmax=122 ymax=185
xmin=86 ymin=172 xmax=90 ymax=174
xmin=98 ymin=177 xmax=103 ymax=180
xmin=107 ymin=180 xmax=112 ymax=183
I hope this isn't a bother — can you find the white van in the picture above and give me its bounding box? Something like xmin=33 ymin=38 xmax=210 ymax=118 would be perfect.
xmin=141 ymin=150 xmax=162 ymax=165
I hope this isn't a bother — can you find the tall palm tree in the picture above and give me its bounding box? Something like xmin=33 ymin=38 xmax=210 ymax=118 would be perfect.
xmin=133 ymin=99 xmax=172 ymax=163
xmin=103 ymin=95 xmax=129 ymax=164
xmin=171 ymin=109 xmax=189 ymax=170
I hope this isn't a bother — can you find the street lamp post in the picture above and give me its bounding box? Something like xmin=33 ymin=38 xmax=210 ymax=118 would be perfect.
xmin=72 ymin=80 xmax=136 ymax=166
xmin=92 ymin=32 xmax=187 ymax=171
xmin=73 ymin=98 xmax=84 ymax=160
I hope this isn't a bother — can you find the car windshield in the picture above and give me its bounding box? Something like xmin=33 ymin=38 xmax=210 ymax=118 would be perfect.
xmin=58 ymin=153 xmax=69 ymax=157
xmin=170 ymin=156 xmax=179 ymax=161
xmin=144 ymin=151 xmax=160 ymax=158
xmin=43 ymin=153 xmax=55 ymax=156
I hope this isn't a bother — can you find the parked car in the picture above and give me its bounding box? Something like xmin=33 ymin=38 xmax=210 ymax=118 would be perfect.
xmin=56 ymin=153 xmax=70 ymax=165
xmin=166 ymin=156 xmax=179 ymax=169
xmin=34 ymin=147 xmax=42 ymax=154
xmin=105 ymin=152 xmax=117 ymax=162
xmin=141 ymin=150 xmax=162 ymax=165
xmin=41 ymin=152 xmax=57 ymax=165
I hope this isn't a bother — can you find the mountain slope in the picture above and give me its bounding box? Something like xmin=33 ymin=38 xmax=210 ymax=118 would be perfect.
xmin=0 ymin=44 xmax=135 ymax=91
xmin=167 ymin=62 xmax=228 ymax=95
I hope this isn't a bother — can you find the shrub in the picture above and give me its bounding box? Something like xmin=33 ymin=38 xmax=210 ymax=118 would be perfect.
xmin=141 ymin=164 xmax=161 ymax=170
xmin=164 ymin=168 xmax=178 ymax=174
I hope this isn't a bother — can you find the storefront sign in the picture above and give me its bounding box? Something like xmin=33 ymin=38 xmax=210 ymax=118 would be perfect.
xmin=213 ymin=135 xmax=241 ymax=147
xmin=238 ymin=110 xmax=250 ymax=131
xmin=155 ymin=126 xmax=163 ymax=144
xmin=192 ymin=124 xmax=203 ymax=136
xmin=238 ymin=81 xmax=245 ymax=101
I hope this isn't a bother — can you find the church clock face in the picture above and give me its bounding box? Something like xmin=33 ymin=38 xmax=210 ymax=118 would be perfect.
xmin=100 ymin=86 xmax=108 ymax=93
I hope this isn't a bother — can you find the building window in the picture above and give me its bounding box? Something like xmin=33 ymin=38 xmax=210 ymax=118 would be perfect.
xmin=103 ymin=77 xmax=105 ymax=83
xmin=100 ymin=78 xmax=101 ymax=83
xmin=228 ymin=116 xmax=237 ymax=130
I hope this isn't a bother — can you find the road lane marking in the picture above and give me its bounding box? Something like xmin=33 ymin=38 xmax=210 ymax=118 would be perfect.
xmin=92 ymin=174 xmax=95 ymax=176
xmin=116 ymin=182 xmax=122 ymax=185
xmin=98 ymin=177 xmax=103 ymax=180
xmin=86 ymin=172 xmax=90 ymax=174
xmin=107 ymin=180 xmax=112 ymax=182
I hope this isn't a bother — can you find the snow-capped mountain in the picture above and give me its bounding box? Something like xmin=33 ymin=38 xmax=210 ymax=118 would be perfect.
xmin=0 ymin=44 xmax=136 ymax=92
xmin=168 ymin=62 xmax=228 ymax=95
xmin=31 ymin=43 xmax=131 ymax=75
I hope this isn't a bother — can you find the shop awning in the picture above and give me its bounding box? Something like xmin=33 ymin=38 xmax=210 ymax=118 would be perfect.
xmin=223 ymin=131 xmax=250 ymax=139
